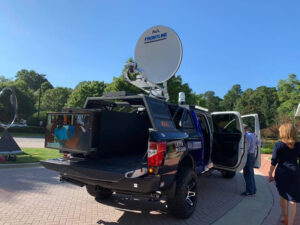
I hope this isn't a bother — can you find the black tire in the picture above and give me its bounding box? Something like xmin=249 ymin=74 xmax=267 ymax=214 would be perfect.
xmin=221 ymin=170 xmax=236 ymax=178
xmin=86 ymin=185 xmax=112 ymax=199
xmin=167 ymin=167 xmax=198 ymax=218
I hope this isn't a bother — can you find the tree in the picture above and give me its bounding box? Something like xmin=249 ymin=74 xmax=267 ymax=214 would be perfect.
xmin=0 ymin=75 xmax=10 ymax=83
xmin=221 ymin=84 xmax=242 ymax=110
xmin=40 ymin=87 xmax=72 ymax=111
xmin=105 ymin=59 xmax=198 ymax=105
xmin=0 ymin=79 xmax=35 ymax=120
xmin=15 ymin=69 xmax=48 ymax=91
xmin=41 ymin=81 xmax=54 ymax=93
xmin=195 ymin=94 xmax=207 ymax=108
xmin=203 ymin=91 xmax=223 ymax=112
xmin=277 ymin=74 xmax=300 ymax=118
xmin=235 ymin=86 xmax=279 ymax=128
xmin=104 ymin=76 xmax=142 ymax=95
xmin=167 ymin=75 xmax=197 ymax=105
xmin=67 ymin=81 xmax=106 ymax=107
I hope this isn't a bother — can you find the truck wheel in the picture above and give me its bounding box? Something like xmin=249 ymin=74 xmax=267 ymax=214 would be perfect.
xmin=221 ymin=171 xmax=236 ymax=178
xmin=167 ymin=167 xmax=198 ymax=218
xmin=86 ymin=185 xmax=112 ymax=199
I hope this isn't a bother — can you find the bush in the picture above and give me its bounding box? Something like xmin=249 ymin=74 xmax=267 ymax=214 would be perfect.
xmin=261 ymin=147 xmax=273 ymax=154
xmin=261 ymin=124 xmax=279 ymax=139
xmin=27 ymin=111 xmax=48 ymax=126
xmin=0 ymin=126 xmax=45 ymax=134
xmin=261 ymin=139 xmax=277 ymax=154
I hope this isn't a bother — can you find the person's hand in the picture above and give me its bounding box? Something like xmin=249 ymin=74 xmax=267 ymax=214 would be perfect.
xmin=268 ymin=175 xmax=274 ymax=182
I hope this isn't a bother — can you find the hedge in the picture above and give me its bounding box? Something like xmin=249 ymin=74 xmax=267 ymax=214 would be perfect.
xmin=0 ymin=126 xmax=45 ymax=134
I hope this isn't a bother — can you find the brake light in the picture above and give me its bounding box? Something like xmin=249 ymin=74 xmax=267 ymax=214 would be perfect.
xmin=148 ymin=141 xmax=167 ymax=167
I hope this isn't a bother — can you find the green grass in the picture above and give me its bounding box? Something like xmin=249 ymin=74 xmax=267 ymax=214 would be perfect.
xmin=1 ymin=148 xmax=62 ymax=164
xmin=0 ymin=132 xmax=44 ymax=138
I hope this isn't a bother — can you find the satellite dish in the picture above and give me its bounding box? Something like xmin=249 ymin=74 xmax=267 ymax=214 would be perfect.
xmin=134 ymin=25 xmax=182 ymax=84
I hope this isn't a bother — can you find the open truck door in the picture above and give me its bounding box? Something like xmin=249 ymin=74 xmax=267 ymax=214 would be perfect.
xmin=211 ymin=112 xmax=247 ymax=172
xmin=241 ymin=114 xmax=261 ymax=168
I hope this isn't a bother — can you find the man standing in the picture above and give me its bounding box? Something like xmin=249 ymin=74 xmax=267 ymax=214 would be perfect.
xmin=242 ymin=124 xmax=258 ymax=196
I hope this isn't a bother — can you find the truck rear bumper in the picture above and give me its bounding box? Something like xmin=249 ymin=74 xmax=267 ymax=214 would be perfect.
xmin=63 ymin=174 xmax=161 ymax=194
xmin=41 ymin=159 xmax=161 ymax=194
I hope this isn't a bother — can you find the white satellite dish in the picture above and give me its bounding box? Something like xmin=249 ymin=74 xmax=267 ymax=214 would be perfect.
xmin=123 ymin=25 xmax=183 ymax=101
xmin=134 ymin=25 xmax=182 ymax=84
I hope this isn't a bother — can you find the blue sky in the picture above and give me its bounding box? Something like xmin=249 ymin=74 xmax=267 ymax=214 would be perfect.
xmin=0 ymin=0 xmax=299 ymax=97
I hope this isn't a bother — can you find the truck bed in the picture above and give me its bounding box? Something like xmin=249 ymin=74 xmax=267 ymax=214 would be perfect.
xmin=41 ymin=153 xmax=147 ymax=182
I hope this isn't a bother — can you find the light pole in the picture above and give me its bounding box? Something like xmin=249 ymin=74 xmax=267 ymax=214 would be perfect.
xmin=37 ymin=74 xmax=45 ymax=125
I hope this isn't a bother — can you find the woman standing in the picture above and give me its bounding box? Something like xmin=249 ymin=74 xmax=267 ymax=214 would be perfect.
xmin=268 ymin=123 xmax=300 ymax=225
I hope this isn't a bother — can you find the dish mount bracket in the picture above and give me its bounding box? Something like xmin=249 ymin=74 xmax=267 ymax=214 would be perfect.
xmin=123 ymin=62 xmax=169 ymax=101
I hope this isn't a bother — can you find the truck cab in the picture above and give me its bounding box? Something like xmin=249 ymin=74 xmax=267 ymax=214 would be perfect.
xmin=41 ymin=93 xmax=261 ymax=218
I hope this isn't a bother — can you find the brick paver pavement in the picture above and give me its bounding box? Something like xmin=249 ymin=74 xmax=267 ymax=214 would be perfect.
xmin=257 ymin=154 xmax=300 ymax=225
xmin=0 ymin=167 xmax=246 ymax=225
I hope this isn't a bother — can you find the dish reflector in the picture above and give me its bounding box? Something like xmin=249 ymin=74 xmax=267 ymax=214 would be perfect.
xmin=134 ymin=25 xmax=182 ymax=84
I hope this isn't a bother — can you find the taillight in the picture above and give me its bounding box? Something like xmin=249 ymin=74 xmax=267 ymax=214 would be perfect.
xmin=148 ymin=141 xmax=167 ymax=167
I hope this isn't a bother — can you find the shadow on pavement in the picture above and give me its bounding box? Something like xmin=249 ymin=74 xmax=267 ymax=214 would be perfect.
xmin=96 ymin=171 xmax=245 ymax=225
xmin=0 ymin=167 xmax=61 ymax=200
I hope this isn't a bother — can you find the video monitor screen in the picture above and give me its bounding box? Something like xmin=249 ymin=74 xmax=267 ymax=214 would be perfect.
xmin=45 ymin=113 xmax=91 ymax=151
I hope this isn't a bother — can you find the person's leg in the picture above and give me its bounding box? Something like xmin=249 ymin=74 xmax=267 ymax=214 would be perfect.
xmin=280 ymin=197 xmax=288 ymax=222
xmin=248 ymin=153 xmax=256 ymax=194
xmin=288 ymin=201 xmax=296 ymax=225
xmin=243 ymin=155 xmax=251 ymax=193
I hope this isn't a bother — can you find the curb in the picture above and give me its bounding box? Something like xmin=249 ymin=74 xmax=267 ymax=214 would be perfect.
xmin=0 ymin=162 xmax=41 ymax=169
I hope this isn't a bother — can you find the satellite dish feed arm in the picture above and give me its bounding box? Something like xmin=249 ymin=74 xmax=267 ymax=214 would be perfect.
xmin=123 ymin=62 xmax=150 ymax=94
xmin=123 ymin=62 xmax=169 ymax=101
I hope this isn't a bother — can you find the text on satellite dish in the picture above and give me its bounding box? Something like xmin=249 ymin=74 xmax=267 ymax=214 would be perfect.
xmin=144 ymin=33 xmax=167 ymax=44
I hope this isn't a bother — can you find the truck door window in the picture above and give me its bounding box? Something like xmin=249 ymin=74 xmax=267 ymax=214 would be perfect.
xmin=170 ymin=107 xmax=195 ymax=131
xmin=173 ymin=108 xmax=184 ymax=129
xmin=197 ymin=114 xmax=209 ymax=135
xmin=181 ymin=111 xmax=194 ymax=129
xmin=213 ymin=114 xmax=241 ymax=133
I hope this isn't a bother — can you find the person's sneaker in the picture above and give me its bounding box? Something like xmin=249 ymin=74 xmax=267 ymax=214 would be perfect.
xmin=241 ymin=191 xmax=254 ymax=196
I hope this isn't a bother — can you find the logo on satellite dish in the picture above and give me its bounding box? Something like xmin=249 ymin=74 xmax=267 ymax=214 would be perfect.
xmin=144 ymin=32 xmax=167 ymax=44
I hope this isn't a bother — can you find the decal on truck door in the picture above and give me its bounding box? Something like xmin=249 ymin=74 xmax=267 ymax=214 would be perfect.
xmin=187 ymin=141 xmax=202 ymax=150
xmin=175 ymin=140 xmax=186 ymax=152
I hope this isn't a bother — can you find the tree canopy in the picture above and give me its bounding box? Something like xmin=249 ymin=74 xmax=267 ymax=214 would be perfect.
xmin=277 ymin=74 xmax=300 ymax=118
xmin=221 ymin=84 xmax=242 ymax=111
xmin=15 ymin=69 xmax=48 ymax=91
xmin=67 ymin=81 xmax=106 ymax=107
xmin=41 ymin=87 xmax=72 ymax=112
xmin=0 ymin=63 xmax=299 ymax=130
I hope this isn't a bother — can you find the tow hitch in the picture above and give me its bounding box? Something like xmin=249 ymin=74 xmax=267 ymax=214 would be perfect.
xmin=149 ymin=191 xmax=162 ymax=201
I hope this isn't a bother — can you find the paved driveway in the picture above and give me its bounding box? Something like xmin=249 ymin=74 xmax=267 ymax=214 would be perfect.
xmin=14 ymin=137 xmax=44 ymax=148
xmin=0 ymin=167 xmax=249 ymax=225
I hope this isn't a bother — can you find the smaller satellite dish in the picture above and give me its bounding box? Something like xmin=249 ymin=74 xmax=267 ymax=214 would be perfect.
xmin=134 ymin=25 xmax=182 ymax=84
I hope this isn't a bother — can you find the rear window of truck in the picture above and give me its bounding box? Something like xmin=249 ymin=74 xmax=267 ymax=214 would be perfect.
xmin=146 ymin=98 xmax=176 ymax=131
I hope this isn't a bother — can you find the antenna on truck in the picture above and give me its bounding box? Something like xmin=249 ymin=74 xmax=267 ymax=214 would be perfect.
xmin=123 ymin=25 xmax=183 ymax=101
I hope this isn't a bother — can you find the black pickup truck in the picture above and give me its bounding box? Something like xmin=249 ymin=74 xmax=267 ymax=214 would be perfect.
xmin=41 ymin=92 xmax=261 ymax=218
